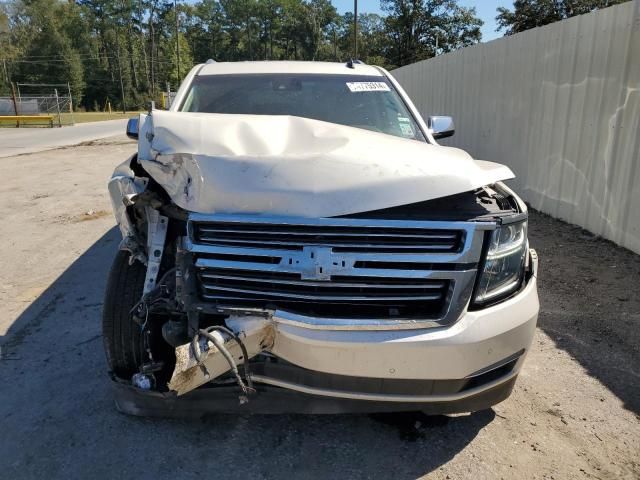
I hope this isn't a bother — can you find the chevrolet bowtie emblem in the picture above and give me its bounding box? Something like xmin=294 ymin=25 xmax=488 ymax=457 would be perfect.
xmin=280 ymin=246 xmax=354 ymax=281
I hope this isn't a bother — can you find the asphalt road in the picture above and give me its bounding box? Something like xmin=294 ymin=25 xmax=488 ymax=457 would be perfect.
xmin=0 ymin=137 xmax=638 ymax=479
xmin=0 ymin=119 xmax=127 ymax=157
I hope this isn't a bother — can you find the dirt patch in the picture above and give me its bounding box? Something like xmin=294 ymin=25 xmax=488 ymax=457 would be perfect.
xmin=52 ymin=209 xmax=111 ymax=224
xmin=73 ymin=209 xmax=111 ymax=222
xmin=0 ymin=138 xmax=638 ymax=479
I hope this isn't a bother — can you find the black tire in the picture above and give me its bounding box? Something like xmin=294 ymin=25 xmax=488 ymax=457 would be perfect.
xmin=102 ymin=250 xmax=146 ymax=378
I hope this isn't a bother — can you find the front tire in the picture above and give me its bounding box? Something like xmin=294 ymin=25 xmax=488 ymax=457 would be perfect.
xmin=102 ymin=250 xmax=146 ymax=378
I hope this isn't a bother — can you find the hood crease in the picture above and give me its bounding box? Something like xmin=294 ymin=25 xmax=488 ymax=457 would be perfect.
xmin=136 ymin=110 xmax=514 ymax=217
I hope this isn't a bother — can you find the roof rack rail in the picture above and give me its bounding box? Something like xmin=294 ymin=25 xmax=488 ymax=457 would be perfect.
xmin=346 ymin=58 xmax=364 ymax=69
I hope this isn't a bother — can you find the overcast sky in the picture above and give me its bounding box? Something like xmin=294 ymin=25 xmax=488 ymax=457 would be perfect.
xmin=332 ymin=0 xmax=511 ymax=42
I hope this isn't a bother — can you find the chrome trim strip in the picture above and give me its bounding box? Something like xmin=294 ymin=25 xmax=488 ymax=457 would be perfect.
xmin=270 ymin=309 xmax=445 ymax=330
xmin=187 ymin=235 xmax=485 ymax=265
xmin=250 ymin=370 xmax=518 ymax=402
xmin=189 ymin=241 xmax=477 ymax=263
xmin=189 ymin=212 xmax=497 ymax=231
xmin=195 ymin=258 xmax=475 ymax=280
xmin=197 ymin=237 xmax=458 ymax=250
xmin=197 ymin=227 xmax=459 ymax=240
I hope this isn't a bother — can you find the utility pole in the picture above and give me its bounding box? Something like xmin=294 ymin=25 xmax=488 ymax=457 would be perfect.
xmin=175 ymin=0 xmax=180 ymax=83
xmin=113 ymin=27 xmax=127 ymax=114
xmin=67 ymin=82 xmax=75 ymax=125
xmin=54 ymin=88 xmax=62 ymax=127
xmin=10 ymin=81 xmax=19 ymax=127
xmin=118 ymin=64 xmax=126 ymax=114
xmin=353 ymin=0 xmax=358 ymax=59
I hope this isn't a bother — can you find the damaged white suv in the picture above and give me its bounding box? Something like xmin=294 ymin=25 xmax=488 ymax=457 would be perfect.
xmin=105 ymin=61 xmax=539 ymax=416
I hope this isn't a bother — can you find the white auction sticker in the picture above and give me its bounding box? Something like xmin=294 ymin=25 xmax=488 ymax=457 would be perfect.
xmin=346 ymin=82 xmax=391 ymax=92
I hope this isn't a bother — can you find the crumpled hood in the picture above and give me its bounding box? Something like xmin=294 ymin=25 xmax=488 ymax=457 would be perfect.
xmin=137 ymin=110 xmax=514 ymax=217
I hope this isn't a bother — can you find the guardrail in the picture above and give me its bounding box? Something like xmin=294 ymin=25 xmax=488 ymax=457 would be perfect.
xmin=0 ymin=115 xmax=55 ymax=127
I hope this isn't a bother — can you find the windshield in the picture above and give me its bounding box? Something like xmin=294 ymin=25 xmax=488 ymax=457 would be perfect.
xmin=181 ymin=74 xmax=426 ymax=142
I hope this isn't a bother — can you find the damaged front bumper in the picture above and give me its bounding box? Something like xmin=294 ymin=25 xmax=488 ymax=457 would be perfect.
xmin=113 ymin=251 xmax=538 ymax=416
xmin=107 ymin=110 xmax=538 ymax=416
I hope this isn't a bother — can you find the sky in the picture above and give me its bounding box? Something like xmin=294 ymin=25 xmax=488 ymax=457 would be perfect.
xmin=332 ymin=0 xmax=511 ymax=42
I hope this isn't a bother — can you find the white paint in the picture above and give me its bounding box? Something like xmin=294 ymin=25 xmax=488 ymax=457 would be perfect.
xmin=136 ymin=110 xmax=514 ymax=217
xmin=269 ymin=275 xmax=538 ymax=380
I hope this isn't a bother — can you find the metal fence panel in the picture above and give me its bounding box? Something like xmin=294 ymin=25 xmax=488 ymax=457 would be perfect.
xmin=392 ymin=0 xmax=640 ymax=254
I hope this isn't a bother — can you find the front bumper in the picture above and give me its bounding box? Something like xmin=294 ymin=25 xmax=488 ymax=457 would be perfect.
xmin=112 ymin=375 xmax=518 ymax=417
xmin=114 ymin=251 xmax=538 ymax=416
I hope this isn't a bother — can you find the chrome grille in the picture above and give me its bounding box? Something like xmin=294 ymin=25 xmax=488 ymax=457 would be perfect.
xmin=193 ymin=222 xmax=463 ymax=253
xmin=187 ymin=213 xmax=492 ymax=329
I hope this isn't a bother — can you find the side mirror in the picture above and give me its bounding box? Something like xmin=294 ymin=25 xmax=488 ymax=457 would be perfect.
xmin=427 ymin=115 xmax=455 ymax=139
xmin=126 ymin=117 xmax=139 ymax=140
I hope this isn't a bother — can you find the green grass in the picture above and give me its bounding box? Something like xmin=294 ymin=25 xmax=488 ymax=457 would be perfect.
xmin=60 ymin=111 xmax=144 ymax=124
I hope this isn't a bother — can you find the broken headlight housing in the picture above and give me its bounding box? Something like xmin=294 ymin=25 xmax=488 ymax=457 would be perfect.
xmin=473 ymin=220 xmax=528 ymax=305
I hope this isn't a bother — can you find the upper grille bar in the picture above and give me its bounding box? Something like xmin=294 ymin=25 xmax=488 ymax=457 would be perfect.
xmin=197 ymin=226 xmax=459 ymax=239
xmin=193 ymin=220 xmax=464 ymax=253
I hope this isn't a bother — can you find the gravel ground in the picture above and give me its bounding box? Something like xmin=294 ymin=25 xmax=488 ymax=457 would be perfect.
xmin=0 ymin=137 xmax=638 ymax=479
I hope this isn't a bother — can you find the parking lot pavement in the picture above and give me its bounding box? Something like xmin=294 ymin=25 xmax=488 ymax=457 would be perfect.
xmin=0 ymin=119 xmax=127 ymax=157
xmin=0 ymin=137 xmax=638 ymax=479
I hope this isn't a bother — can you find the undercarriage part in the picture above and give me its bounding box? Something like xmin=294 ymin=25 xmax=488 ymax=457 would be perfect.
xmin=130 ymin=267 xmax=178 ymax=325
xmin=161 ymin=320 xmax=188 ymax=347
xmin=143 ymin=208 xmax=168 ymax=294
xmin=168 ymin=316 xmax=275 ymax=396
xmin=132 ymin=373 xmax=153 ymax=391
xmin=191 ymin=325 xmax=256 ymax=403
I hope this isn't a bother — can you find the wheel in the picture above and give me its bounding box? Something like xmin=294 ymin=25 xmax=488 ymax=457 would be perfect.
xmin=102 ymin=250 xmax=146 ymax=378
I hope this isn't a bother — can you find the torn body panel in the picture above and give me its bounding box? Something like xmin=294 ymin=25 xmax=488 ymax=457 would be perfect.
xmin=151 ymin=251 xmax=538 ymax=400
xmin=169 ymin=315 xmax=274 ymax=396
xmin=107 ymin=158 xmax=149 ymax=261
xmin=136 ymin=110 xmax=515 ymax=218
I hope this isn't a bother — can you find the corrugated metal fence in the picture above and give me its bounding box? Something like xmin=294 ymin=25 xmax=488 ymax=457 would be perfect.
xmin=392 ymin=0 xmax=640 ymax=254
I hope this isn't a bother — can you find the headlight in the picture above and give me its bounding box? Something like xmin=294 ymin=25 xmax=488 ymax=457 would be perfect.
xmin=473 ymin=220 xmax=528 ymax=305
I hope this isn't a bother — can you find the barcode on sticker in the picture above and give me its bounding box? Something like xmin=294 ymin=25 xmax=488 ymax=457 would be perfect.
xmin=346 ymin=82 xmax=391 ymax=92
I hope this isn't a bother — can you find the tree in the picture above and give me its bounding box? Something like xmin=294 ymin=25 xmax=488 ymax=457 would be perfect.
xmin=161 ymin=32 xmax=193 ymax=89
xmin=0 ymin=6 xmax=18 ymax=95
xmin=496 ymin=0 xmax=629 ymax=35
xmin=0 ymin=0 xmax=488 ymax=111
xmin=13 ymin=0 xmax=85 ymax=103
xmin=381 ymin=0 xmax=483 ymax=68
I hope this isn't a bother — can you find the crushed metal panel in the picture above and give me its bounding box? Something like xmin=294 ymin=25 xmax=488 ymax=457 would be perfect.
xmin=136 ymin=110 xmax=515 ymax=218
xmin=142 ymin=208 xmax=168 ymax=294
xmin=168 ymin=316 xmax=274 ymax=396
xmin=108 ymin=158 xmax=149 ymax=261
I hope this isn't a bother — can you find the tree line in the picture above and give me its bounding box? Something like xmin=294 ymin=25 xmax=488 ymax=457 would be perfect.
xmin=0 ymin=0 xmax=628 ymax=111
